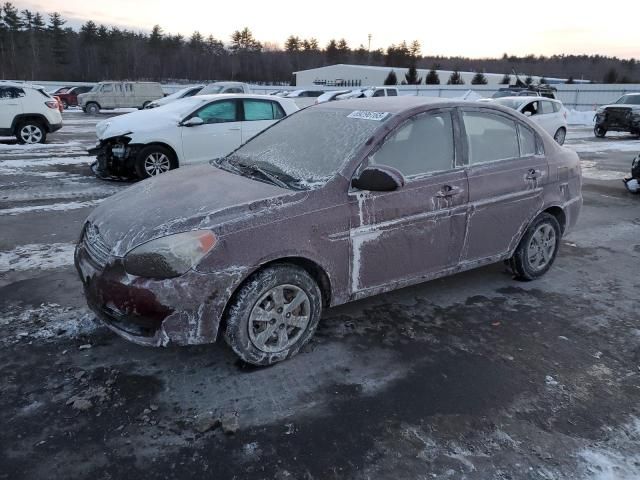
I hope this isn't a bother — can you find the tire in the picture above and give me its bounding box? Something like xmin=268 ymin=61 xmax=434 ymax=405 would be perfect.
xmin=134 ymin=145 xmax=177 ymax=178
xmin=16 ymin=121 xmax=46 ymax=144
xmin=61 ymin=100 xmax=69 ymax=109
xmin=224 ymin=264 xmax=322 ymax=366
xmin=85 ymin=103 xmax=100 ymax=115
xmin=594 ymin=125 xmax=607 ymax=138
xmin=140 ymin=101 xmax=151 ymax=110
xmin=509 ymin=213 xmax=561 ymax=281
xmin=553 ymin=127 xmax=566 ymax=145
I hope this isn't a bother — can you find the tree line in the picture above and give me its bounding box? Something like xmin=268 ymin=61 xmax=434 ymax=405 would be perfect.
xmin=0 ymin=3 xmax=637 ymax=84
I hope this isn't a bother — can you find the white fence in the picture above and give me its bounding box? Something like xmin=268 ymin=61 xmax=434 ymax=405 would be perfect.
xmin=6 ymin=80 xmax=640 ymax=111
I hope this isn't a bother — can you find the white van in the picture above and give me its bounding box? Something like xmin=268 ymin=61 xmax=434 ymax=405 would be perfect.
xmin=78 ymin=81 xmax=164 ymax=114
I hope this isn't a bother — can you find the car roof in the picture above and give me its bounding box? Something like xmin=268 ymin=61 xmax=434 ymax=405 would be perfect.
xmin=0 ymin=81 xmax=44 ymax=89
xmin=495 ymin=96 xmax=560 ymax=103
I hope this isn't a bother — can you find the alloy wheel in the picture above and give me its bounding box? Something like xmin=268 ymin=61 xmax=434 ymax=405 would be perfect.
xmin=526 ymin=224 xmax=557 ymax=271
xmin=20 ymin=125 xmax=43 ymax=144
xmin=143 ymin=152 xmax=171 ymax=176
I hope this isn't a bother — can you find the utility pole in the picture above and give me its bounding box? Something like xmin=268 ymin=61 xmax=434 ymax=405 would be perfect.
xmin=368 ymin=34 xmax=372 ymax=64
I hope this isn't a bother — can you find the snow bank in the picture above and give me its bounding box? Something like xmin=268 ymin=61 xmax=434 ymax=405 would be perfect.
xmin=0 ymin=243 xmax=75 ymax=271
xmin=0 ymin=199 xmax=102 ymax=216
xmin=567 ymin=109 xmax=596 ymax=126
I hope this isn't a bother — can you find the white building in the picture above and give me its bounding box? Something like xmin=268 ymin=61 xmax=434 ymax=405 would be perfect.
xmin=293 ymin=64 xmax=560 ymax=87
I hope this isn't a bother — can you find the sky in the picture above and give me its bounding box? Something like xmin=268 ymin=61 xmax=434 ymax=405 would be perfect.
xmin=14 ymin=0 xmax=640 ymax=59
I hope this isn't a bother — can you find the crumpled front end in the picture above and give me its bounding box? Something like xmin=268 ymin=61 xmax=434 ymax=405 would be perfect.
xmin=88 ymin=136 xmax=141 ymax=178
xmin=74 ymin=225 xmax=246 ymax=347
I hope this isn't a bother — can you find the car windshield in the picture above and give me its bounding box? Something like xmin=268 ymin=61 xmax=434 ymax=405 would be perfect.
xmin=615 ymin=95 xmax=640 ymax=105
xmin=200 ymin=85 xmax=224 ymax=95
xmin=493 ymin=98 xmax=525 ymax=110
xmin=220 ymin=107 xmax=390 ymax=189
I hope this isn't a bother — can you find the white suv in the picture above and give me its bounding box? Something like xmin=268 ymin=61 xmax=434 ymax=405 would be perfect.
xmin=0 ymin=82 xmax=63 ymax=144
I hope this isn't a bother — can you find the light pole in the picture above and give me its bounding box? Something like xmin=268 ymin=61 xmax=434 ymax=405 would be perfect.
xmin=368 ymin=34 xmax=372 ymax=64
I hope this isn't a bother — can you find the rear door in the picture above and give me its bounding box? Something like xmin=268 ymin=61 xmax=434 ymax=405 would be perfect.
xmin=0 ymin=87 xmax=24 ymax=130
xmin=180 ymin=99 xmax=242 ymax=164
xmin=240 ymin=99 xmax=286 ymax=143
xmin=349 ymin=109 xmax=468 ymax=294
xmin=460 ymin=108 xmax=548 ymax=262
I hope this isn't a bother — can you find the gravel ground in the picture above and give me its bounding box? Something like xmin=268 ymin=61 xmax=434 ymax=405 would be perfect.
xmin=1 ymin=112 xmax=639 ymax=479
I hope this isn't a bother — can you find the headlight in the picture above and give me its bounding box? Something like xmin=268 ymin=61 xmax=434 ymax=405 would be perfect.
xmin=124 ymin=230 xmax=217 ymax=278
xmin=595 ymin=108 xmax=604 ymax=115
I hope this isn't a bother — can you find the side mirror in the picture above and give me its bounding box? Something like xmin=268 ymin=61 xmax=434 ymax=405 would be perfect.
xmin=181 ymin=117 xmax=204 ymax=127
xmin=351 ymin=165 xmax=405 ymax=192
xmin=524 ymin=111 xmax=532 ymax=117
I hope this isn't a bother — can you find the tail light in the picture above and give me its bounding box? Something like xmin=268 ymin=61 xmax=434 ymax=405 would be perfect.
xmin=45 ymin=101 xmax=58 ymax=109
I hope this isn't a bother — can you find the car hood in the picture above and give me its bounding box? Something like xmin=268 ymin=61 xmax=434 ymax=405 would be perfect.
xmin=96 ymin=108 xmax=183 ymax=140
xmin=87 ymin=165 xmax=296 ymax=256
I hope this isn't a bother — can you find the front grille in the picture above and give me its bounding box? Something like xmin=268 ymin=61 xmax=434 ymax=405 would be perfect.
xmin=605 ymin=107 xmax=631 ymax=123
xmin=83 ymin=222 xmax=111 ymax=268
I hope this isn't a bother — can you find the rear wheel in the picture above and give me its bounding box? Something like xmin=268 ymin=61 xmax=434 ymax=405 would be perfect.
xmin=61 ymin=99 xmax=69 ymax=109
xmin=553 ymin=127 xmax=566 ymax=145
xmin=509 ymin=213 xmax=561 ymax=281
xmin=16 ymin=121 xmax=46 ymax=144
xmin=594 ymin=125 xmax=607 ymax=138
xmin=85 ymin=103 xmax=100 ymax=115
xmin=135 ymin=145 xmax=177 ymax=178
xmin=224 ymin=264 xmax=322 ymax=366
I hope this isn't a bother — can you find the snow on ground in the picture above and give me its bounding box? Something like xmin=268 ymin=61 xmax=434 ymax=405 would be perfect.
xmin=0 ymin=243 xmax=75 ymax=271
xmin=569 ymin=140 xmax=640 ymax=154
xmin=0 ymin=303 xmax=98 ymax=344
xmin=0 ymin=141 xmax=83 ymax=151
xmin=580 ymin=160 xmax=627 ymax=181
xmin=0 ymin=156 xmax=93 ymax=170
xmin=577 ymin=417 xmax=640 ymax=480
xmin=0 ymin=199 xmax=103 ymax=216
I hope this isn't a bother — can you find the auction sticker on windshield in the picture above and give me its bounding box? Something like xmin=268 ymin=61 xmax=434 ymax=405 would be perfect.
xmin=347 ymin=111 xmax=391 ymax=121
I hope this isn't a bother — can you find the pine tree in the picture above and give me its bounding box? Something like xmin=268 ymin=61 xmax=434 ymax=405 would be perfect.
xmin=500 ymin=73 xmax=511 ymax=84
xmin=285 ymin=35 xmax=301 ymax=53
xmin=539 ymin=77 xmax=547 ymax=84
xmin=471 ymin=72 xmax=488 ymax=85
xmin=447 ymin=70 xmax=464 ymax=85
xmin=524 ymin=76 xmax=533 ymax=85
xmin=384 ymin=70 xmax=397 ymax=85
xmin=48 ymin=12 xmax=67 ymax=68
xmin=405 ymin=64 xmax=421 ymax=85
xmin=425 ymin=67 xmax=440 ymax=85
xmin=603 ymin=68 xmax=618 ymax=83
xmin=565 ymin=76 xmax=574 ymax=84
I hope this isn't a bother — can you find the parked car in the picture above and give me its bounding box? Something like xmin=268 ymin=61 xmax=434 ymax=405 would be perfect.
xmin=491 ymin=96 xmax=568 ymax=144
xmin=0 ymin=82 xmax=62 ymax=144
xmin=198 ymin=82 xmax=252 ymax=96
xmin=48 ymin=86 xmax=73 ymax=96
xmin=285 ymin=89 xmax=327 ymax=108
xmin=89 ymin=94 xmax=298 ymax=178
xmin=78 ymin=81 xmax=164 ymax=114
xmin=364 ymin=86 xmax=399 ymax=97
xmin=594 ymin=93 xmax=640 ymax=138
xmin=52 ymin=95 xmax=64 ymax=113
xmin=55 ymin=85 xmax=94 ymax=109
xmin=145 ymin=85 xmax=204 ymax=109
xmin=623 ymin=152 xmax=640 ymax=193
xmin=76 ymin=97 xmax=582 ymax=365
xmin=315 ymin=90 xmax=352 ymax=104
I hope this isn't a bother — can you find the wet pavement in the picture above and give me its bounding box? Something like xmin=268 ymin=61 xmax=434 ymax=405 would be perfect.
xmin=1 ymin=113 xmax=639 ymax=479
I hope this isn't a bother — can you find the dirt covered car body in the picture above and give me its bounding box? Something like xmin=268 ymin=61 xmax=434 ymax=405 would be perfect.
xmin=75 ymin=97 xmax=582 ymax=365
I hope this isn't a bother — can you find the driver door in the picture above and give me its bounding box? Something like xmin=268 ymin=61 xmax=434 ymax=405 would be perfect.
xmin=348 ymin=109 xmax=468 ymax=295
xmin=180 ymin=99 xmax=242 ymax=165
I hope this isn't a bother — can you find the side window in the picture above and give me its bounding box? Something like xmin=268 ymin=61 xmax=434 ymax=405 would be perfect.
xmin=115 ymin=84 xmax=123 ymax=93
xmin=387 ymin=89 xmax=397 ymax=96
xmin=372 ymin=89 xmax=385 ymax=97
xmin=101 ymin=84 xmax=113 ymax=93
xmin=243 ymin=100 xmax=285 ymax=121
xmin=540 ymin=101 xmax=555 ymax=114
xmin=0 ymin=87 xmax=25 ymax=99
xmin=193 ymin=100 xmax=238 ymax=124
xmin=370 ymin=111 xmax=455 ymax=177
xmin=462 ymin=111 xmax=519 ymax=164
xmin=521 ymin=101 xmax=540 ymax=116
xmin=551 ymin=102 xmax=561 ymax=113
xmin=225 ymin=87 xmax=243 ymax=94
xmin=518 ymin=124 xmax=537 ymax=157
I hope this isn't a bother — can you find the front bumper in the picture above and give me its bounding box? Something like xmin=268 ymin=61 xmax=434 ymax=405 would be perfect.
xmin=595 ymin=110 xmax=640 ymax=133
xmin=74 ymin=242 xmax=240 ymax=347
xmin=88 ymin=141 xmax=140 ymax=177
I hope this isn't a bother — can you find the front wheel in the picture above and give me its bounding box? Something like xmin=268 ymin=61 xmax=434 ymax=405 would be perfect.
xmin=85 ymin=102 xmax=100 ymax=115
xmin=16 ymin=122 xmax=46 ymax=144
xmin=594 ymin=125 xmax=607 ymax=138
xmin=553 ymin=127 xmax=566 ymax=145
xmin=61 ymin=100 xmax=69 ymax=109
xmin=509 ymin=213 xmax=561 ymax=281
xmin=224 ymin=265 xmax=322 ymax=366
xmin=134 ymin=145 xmax=177 ymax=178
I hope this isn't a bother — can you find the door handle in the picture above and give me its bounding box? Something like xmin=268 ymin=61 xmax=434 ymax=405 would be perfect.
xmin=228 ymin=127 xmax=241 ymax=131
xmin=435 ymin=185 xmax=461 ymax=197
xmin=526 ymin=168 xmax=541 ymax=180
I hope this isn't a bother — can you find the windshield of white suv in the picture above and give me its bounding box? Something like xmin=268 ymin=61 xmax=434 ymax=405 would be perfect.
xmin=615 ymin=95 xmax=640 ymax=105
xmin=220 ymin=107 xmax=390 ymax=189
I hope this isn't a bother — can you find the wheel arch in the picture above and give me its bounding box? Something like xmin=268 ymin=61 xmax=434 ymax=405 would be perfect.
xmin=134 ymin=142 xmax=180 ymax=166
xmin=12 ymin=114 xmax=51 ymax=133
xmin=543 ymin=205 xmax=566 ymax=234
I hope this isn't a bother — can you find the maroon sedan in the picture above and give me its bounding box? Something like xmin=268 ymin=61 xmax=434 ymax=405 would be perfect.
xmin=75 ymin=97 xmax=582 ymax=365
xmin=56 ymin=85 xmax=93 ymax=109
